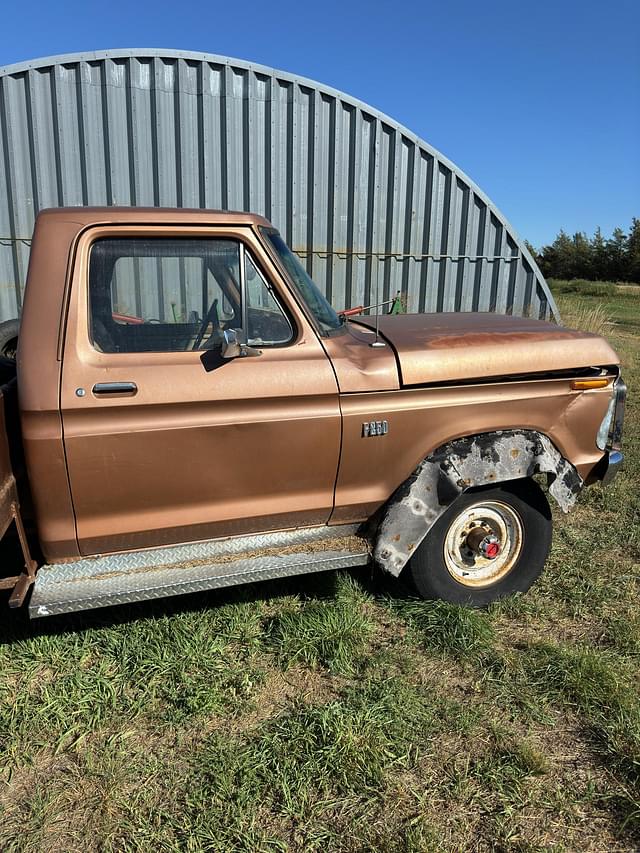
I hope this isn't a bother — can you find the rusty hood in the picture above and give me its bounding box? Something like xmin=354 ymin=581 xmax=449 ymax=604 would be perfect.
xmin=352 ymin=312 xmax=619 ymax=386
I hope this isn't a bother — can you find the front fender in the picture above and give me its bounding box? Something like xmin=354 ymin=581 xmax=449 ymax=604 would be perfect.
xmin=375 ymin=429 xmax=582 ymax=576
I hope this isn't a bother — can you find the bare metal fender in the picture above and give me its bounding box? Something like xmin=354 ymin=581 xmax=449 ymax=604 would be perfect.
xmin=374 ymin=430 xmax=583 ymax=576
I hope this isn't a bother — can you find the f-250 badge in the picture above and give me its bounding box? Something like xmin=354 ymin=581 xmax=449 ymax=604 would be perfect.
xmin=362 ymin=420 xmax=389 ymax=437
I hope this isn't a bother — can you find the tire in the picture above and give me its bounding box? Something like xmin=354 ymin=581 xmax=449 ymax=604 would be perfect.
xmin=0 ymin=319 xmax=20 ymax=361
xmin=0 ymin=356 xmax=16 ymax=385
xmin=405 ymin=479 xmax=552 ymax=607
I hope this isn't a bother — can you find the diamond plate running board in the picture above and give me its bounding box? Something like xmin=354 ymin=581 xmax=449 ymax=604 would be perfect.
xmin=29 ymin=525 xmax=371 ymax=618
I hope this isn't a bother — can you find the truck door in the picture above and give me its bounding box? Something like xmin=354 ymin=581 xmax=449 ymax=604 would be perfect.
xmin=60 ymin=226 xmax=341 ymax=557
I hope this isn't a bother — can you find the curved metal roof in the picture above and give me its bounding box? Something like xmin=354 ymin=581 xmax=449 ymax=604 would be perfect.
xmin=0 ymin=49 xmax=557 ymax=321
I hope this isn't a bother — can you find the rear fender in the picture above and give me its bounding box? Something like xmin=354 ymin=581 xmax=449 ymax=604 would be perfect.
xmin=375 ymin=429 xmax=582 ymax=576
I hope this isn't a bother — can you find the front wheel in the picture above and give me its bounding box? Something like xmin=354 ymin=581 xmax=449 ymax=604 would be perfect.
xmin=405 ymin=479 xmax=552 ymax=606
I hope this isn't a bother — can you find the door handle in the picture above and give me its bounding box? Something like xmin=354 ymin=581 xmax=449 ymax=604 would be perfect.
xmin=92 ymin=382 xmax=138 ymax=396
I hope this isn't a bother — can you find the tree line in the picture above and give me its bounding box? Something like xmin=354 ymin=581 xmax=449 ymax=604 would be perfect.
xmin=526 ymin=218 xmax=640 ymax=283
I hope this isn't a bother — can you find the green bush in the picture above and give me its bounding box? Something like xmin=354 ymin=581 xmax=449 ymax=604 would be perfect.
xmin=549 ymin=278 xmax=617 ymax=297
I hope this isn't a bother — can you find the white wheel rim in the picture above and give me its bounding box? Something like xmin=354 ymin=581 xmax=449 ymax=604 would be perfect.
xmin=443 ymin=500 xmax=524 ymax=588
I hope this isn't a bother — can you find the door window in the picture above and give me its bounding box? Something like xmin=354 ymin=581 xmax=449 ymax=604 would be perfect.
xmin=88 ymin=237 xmax=292 ymax=353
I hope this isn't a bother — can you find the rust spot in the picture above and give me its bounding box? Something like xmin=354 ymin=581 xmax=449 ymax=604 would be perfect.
xmin=511 ymin=448 xmax=520 ymax=459
xmin=407 ymin=543 xmax=415 ymax=552
xmin=393 ymin=534 xmax=400 ymax=542
xmin=488 ymin=472 xmax=496 ymax=480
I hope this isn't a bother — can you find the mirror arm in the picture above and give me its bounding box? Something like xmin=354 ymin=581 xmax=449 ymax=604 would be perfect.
xmin=239 ymin=343 xmax=262 ymax=358
xmin=221 ymin=328 xmax=262 ymax=359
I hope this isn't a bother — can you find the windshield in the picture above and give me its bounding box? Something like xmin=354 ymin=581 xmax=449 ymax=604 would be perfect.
xmin=261 ymin=229 xmax=342 ymax=334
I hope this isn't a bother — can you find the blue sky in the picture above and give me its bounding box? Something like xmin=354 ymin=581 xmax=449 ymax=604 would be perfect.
xmin=1 ymin=0 xmax=638 ymax=247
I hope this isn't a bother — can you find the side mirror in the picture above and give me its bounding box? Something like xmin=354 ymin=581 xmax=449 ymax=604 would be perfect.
xmin=221 ymin=328 xmax=262 ymax=359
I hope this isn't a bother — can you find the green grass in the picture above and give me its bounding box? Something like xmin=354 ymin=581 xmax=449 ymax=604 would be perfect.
xmin=266 ymin=573 xmax=374 ymax=674
xmin=0 ymin=285 xmax=639 ymax=851
xmin=388 ymin=598 xmax=495 ymax=660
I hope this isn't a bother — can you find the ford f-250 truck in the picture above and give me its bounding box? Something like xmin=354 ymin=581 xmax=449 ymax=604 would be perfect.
xmin=0 ymin=208 xmax=626 ymax=618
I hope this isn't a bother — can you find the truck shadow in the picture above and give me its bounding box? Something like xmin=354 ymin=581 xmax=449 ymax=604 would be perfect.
xmin=0 ymin=565 xmax=409 ymax=646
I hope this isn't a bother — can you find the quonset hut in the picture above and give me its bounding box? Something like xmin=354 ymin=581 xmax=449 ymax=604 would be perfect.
xmin=0 ymin=49 xmax=558 ymax=323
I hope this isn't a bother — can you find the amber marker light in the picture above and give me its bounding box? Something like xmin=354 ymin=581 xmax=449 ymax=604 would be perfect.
xmin=570 ymin=378 xmax=611 ymax=390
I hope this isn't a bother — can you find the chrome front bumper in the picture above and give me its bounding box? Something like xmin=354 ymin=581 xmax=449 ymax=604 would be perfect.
xmin=600 ymin=450 xmax=624 ymax=487
xmin=599 ymin=376 xmax=626 ymax=487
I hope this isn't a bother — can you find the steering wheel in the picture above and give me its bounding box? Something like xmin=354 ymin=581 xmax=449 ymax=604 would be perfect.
xmin=192 ymin=298 xmax=220 ymax=350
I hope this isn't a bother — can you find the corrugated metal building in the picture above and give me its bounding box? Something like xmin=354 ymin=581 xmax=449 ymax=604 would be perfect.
xmin=0 ymin=49 xmax=558 ymax=323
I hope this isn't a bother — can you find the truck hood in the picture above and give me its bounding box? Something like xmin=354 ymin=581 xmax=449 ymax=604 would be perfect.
xmin=352 ymin=312 xmax=619 ymax=386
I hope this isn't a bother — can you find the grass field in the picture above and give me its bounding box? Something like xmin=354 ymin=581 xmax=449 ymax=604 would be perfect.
xmin=0 ymin=288 xmax=638 ymax=852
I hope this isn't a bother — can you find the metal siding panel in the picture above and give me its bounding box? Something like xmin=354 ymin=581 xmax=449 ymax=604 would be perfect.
xmin=448 ymin=177 xmax=464 ymax=311
xmin=176 ymin=60 xmax=201 ymax=209
xmin=224 ymin=67 xmax=247 ymax=212
xmin=1 ymin=74 xmax=33 ymax=307
xmin=0 ymin=104 xmax=17 ymax=314
xmin=391 ymin=136 xmax=410 ymax=306
xmin=471 ymin=195 xmax=486 ymax=311
xmin=310 ymin=94 xmax=332 ymax=298
xmin=330 ymin=102 xmax=353 ymax=311
xmin=128 ymin=58 xmax=155 ymax=206
xmin=289 ymin=84 xmax=304 ymax=251
xmin=512 ymin=258 xmax=527 ymax=317
xmin=349 ymin=112 xmax=374 ymax=308
xmin=477 ymin=200 xmax=493 ymax=311
xmin=248 ymin=73 xmax=269 ymax=219
xmin=505 ymin=234 xmax=518 ymax=315
xmin=402 ymin=148 xmax=423 ymax=314
xmin=302 ymin=86 xmax=315 ymax=276
xmin=104 ymin=59 xmax=133 ymax=206
xmin=27 ymin=69 xmax=59 ymax=209
xmin=270 ymin=78 xmax=291 ymax=237
xmin=522 ymin=259 xmax=534 ymax=317
xmin=434 ymin=163 xmax=451 ymax=312
xmin=0 ymin=100 xmax=19 ymax=319
xmin=417 ymin=151 xmax=434 ymax=313
xmin=423 ymin=158 xmax=440 ymax=312
xmin=380 ymin=123 xmax=396 ymax=304
xmin=2 ymin=75 xmax=35 ymax=237
xmin=536 ymin=280 xmax=549 ymax=320
xmin=153 ymin=58 xmax=177 ymax=207
xmin=54 ymin=64 xmax=84 ymax=206
xmin=488 ymin=214 xmax=502 ymax=312
xmin=494 ymin=231 xmax=512 ymax=314
xmin=367 ymin=120 xmax=388 ymax=310
xmin=0 ymin=247 xmax=19 ymax=318
xmin=200 ymin=63 xmax=225 ymax=209
xmin=81 ymin=63 xmax=108 ymax=204
xmin=323 ymin=96 xmax=336 ymax=302
xmin=457 ymin=188 xmax=473 ymax=313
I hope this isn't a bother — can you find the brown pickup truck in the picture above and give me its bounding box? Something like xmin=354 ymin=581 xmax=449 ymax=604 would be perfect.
xmin=0 ymin=208 xmax=626 ymax=618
